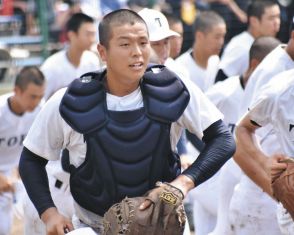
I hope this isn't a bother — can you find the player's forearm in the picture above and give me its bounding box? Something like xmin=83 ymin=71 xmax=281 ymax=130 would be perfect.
xmin=226 ymin=1 xmax=247 ymax=23
xmin=233 ymin=147 xmax=272 ymax=196
xmin=19 ymin=147 xmax=55 ymax=216
xmin=235 ymin=124 xmax=268 ymax=169
xmin=234 ymin=123 xmax=274 ymax=195
xmin=182 ymin=120 xmax=236 ymax=187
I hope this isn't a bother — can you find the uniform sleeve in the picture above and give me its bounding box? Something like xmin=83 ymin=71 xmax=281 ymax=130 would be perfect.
xmin=175 ymin=76 xmax=224 ymax=139
xmin=247 ymin=86 xmax=277 ymax=127
xmin=219 ymin=44 xmax=248 ymax=77
xmin=23 ymin=89 xmax=69 ymax=161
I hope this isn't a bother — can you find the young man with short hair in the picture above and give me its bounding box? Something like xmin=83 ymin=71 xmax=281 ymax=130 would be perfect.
xmin=19 ymin=9 xmax=235 ymax=234
xmin=216 ymin=0 xmax=281 ymax=81
xmin=0 ymin=66 xmax=45 ymax=234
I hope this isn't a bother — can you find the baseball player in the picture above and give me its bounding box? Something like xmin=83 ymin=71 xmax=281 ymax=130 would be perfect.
xmin=19 ymin=9 xmax=235 ymax=235
xmin=205 ymin=36 xmax=280 ymax=235
xmin=176 ymin=10 xmax=226 ymax=92
xmin=229 ymin=19 xmax=294 ymax=235
xmin=41 ymin=12 xmax=101 ymax=100
xmin=164 ymin=12 xmax=184 ymax=59
xmin=22 ymin=12 xmax=102 ymax=235
xmin=0 ymin=66 xmax=45 ymax=235
xmin=241 ymin=17 xmax=294 ymax=116
xmin=215 ymin=0 xmax=281 ymax=82
xmin=235 ymin=68 xmax=294 ymax=234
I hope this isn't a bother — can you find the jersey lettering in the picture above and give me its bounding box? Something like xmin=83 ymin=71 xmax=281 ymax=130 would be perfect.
xmin=0 ymin=134 xmax=26 ymax=147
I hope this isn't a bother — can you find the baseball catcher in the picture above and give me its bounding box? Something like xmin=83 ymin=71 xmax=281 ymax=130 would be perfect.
xmin=271 ymin=158 xmax=294 ymax=221
xmin=102 ymin=182 xmax=186 ymax=235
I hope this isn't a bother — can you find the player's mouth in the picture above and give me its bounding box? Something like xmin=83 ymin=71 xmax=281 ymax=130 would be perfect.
xmin=129 ymin=62 xmax=144 ymax=70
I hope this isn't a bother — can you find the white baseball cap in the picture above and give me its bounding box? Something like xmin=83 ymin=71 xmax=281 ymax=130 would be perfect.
xmin=138 ymin=8 xmax=180 ymax=42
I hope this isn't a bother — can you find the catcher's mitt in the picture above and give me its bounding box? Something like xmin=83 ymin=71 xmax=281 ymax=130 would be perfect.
xmin=102 ymin=182 xmax=186 ymax=235
xmin=271 ymin=160 xmax=294 ymax=221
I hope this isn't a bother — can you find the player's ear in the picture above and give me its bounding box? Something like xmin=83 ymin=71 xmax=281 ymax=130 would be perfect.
xmin=249 ymin=16 xmax=259 ymax=29
xmin=97 ymin=44 xmax=107 ymax=62
xmin=249 ymin=58 xmax=260 ymax=71
xmin=67 ymin=31 xmax=75 ymax=42
xmin=14 ymin=86 xmax=22 ymax=96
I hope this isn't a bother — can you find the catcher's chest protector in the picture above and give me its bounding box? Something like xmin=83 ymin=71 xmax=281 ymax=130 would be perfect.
xmin=59 ymin=65 xmax=190 ymax=216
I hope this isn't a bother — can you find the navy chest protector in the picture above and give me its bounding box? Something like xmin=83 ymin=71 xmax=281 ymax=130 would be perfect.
xmin=59 ymin=65 xmax=190 ymax=216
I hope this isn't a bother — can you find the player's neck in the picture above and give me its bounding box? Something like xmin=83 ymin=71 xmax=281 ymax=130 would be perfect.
xmin=66 ymin=46 xmax=84 ymax=68
xmin=192 ymin=45 xmax=209 ymax=69
xmin=104 ymin=73 xmax=139 ymax=97
xmin=247 ymin=27 xmax=260 ymax=39
xmin=8 ymin=96 xmax=24 ymax=115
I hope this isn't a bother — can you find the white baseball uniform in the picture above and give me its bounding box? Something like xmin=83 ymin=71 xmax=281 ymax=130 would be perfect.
xmin=176 ymin=49 xmax=220 ymax=92
xmin=219 ymin=31 xmax=254 ymax=77
xmin=24 ymin=48 xmax=101 ymax=235
xmin=241 ymin=44 xmax=294 ymax=115
xmin=41 ymin=49 xmax=101 ymax=100
xmin=205 ymin=76 xmax=244 ymax=235
xmin=23 ymin=69 xmax=223 ymax=231
xmin=228 ymin=45 xmax=294 ymax=235
xmin=247 ymin=69 xmax=294 ymax=234
xmin=0 ymin=92 xmax=41 ymax=235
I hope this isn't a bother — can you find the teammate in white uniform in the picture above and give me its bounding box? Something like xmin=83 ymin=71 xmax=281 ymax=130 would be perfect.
xmin=200 ymin=36 xmax=279 ymax=235
xmin=19 ymin=9 xmax=235 ymax=234
xmin=216 ymin=1 xmax=280 ymax=81
xmin=41 ymin=12 xmax=100 ymax=100
xmin=176 ymin=11 xmax=226 ymax=92
xmin=242 ymin=32 xmax=294 ymax=115
xmin=236 ymin=68 xmax=294 ymax=234
xmin=230 ymin=24 xmax=294 ymax=234
xmin=23 ymin=12 xmax=101 ymax=235
xmin=0 ymin=67 xmax=45 ymax=235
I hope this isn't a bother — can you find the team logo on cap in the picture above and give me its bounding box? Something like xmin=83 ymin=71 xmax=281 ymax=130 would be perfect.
xmin=155 ymin=17 xmax=162 ymax=27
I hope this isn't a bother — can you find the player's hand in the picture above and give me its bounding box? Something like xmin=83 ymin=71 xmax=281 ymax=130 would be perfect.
xmin=41 ymin=207 xmax=74 ymax=235
xmin=267 ymin=154 xmax=288 ymax=183
xmin=0 ymin=173 xmax=14 ymax=193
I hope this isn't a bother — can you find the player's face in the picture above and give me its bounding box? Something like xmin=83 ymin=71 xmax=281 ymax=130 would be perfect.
xmin=15 ymin=83 xmax=45 ymax=112
xmin=150 ymin=38 xmax=170 ymax=65
xmin=202 ymin=23 xmax=226 ymax=56
xmin=169 ymin=22 xmax=183 ymax=59
xmin=258 ymin=5 xmax=280 ymax=37
xmin=98 ymin=22 xmax=150 ymax=95
xmin=71 ymin=22 xmax=97 ymax=51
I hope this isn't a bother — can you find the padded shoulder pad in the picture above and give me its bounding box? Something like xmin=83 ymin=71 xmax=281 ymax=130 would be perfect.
xmin=141 ymin=65 xmax=190 ymax=123
xmin=59 ymin=70 xmax=107 ymax=134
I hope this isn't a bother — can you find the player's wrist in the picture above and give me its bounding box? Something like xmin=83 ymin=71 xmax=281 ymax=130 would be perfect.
xmin=169 ymin=174 xmax=195 ymax=197
xmin=40 ymin=207 xmax=59 ymax=224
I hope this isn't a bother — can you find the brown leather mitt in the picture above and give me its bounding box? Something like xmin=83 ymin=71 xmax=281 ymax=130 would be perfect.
xmin=272 ymin=161 xmax=294 ymax=221
xmin=102 ymin=182 xmax=186 ymax=235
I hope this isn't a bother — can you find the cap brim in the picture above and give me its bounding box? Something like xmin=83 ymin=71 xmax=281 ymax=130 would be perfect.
xmin=149 ymin=30 xmax=180 ymax=42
